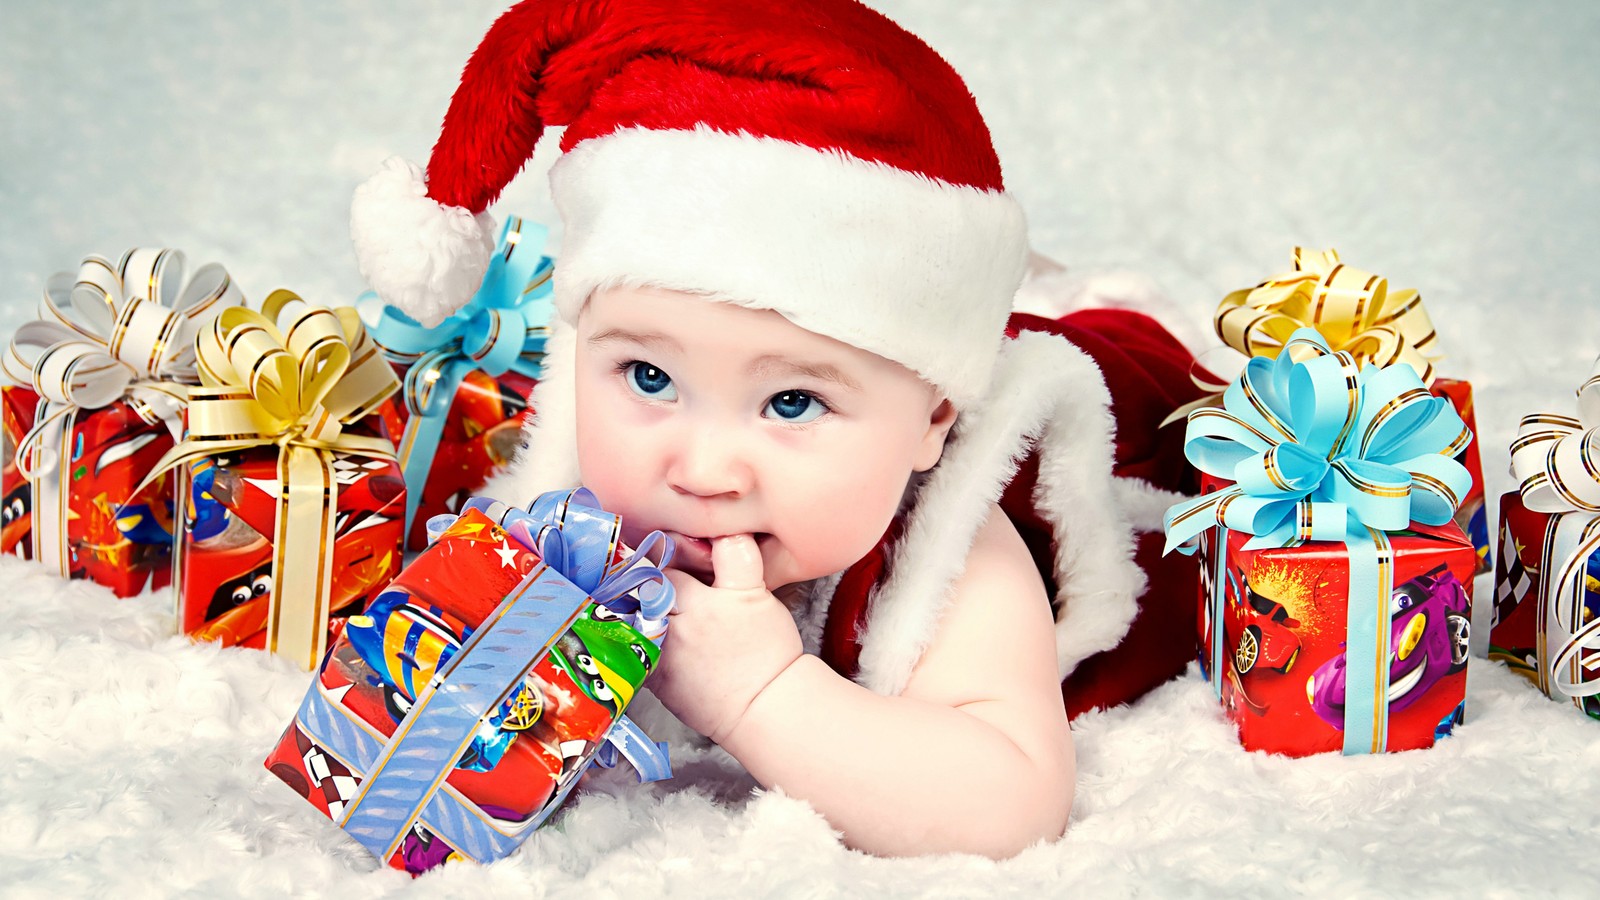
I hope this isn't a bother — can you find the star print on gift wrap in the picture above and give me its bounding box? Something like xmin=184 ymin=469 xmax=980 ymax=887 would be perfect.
xmin=495 ymin=538 xmax=519 ymax=569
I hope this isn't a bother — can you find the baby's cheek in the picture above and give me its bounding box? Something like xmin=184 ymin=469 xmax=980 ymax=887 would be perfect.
xmin=784 ymin=467 xmax=906 ymax=581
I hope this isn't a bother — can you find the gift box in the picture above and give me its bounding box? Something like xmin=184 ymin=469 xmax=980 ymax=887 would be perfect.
xmin=1487 ymin=358 xmax=1600 ymax=719
xmin=1205 ymin=247 xmax=1491 ymax=573
xmin=1197 ymin=493 xmax=1476 ymax=755
xmin=144 ymin=291 xmax=404 ymax=667
xmin=1 ymin=249 xmax=244 ymax=595
xmin=1167 ymin=327 xmax=1478 ymax=756
xmin=172 ymin=445 xmax=405 ymax=655
xmin=264 ymin=489 xmax=674 ymax=876
xmin=367 ymin=215 xmax=553 ymax=549
xmin=1489 ymin=492 xmax=1600 ymax=720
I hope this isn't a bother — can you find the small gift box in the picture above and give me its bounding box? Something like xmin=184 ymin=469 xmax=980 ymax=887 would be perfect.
xmin=1488 ymin=358 xmax=1600 ymax=720
xmin=367 ymin=216 xmax=553 ymax=549
xmin=1201 ymin=248 xmax=1491 ymax=573
xmin=1166 ymin=328 xmax=1478 ymax=756
xmin=143 ymin=291 xmax=404 ymax=668
xmin=264 ymin=489 xmax=674 ymax=876
xmin=1 ymin=250 xmax=244 ymax=595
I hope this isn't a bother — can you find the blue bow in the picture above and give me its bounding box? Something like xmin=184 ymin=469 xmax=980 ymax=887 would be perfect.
xmin=367 ymin=215 xmax=555 ymax=536
xmin=435 ymin=488 xmax=677 ymax=642
xmin=1164 ymin=328 xmax=1472 ymax=553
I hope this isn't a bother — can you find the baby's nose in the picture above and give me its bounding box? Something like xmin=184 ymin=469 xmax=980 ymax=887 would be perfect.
xmin=666 ymin=427 xmax=753 ymax=500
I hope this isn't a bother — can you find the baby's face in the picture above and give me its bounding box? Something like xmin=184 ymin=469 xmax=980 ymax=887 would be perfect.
xmin=574 ymin=285 xmax=953 ymax=589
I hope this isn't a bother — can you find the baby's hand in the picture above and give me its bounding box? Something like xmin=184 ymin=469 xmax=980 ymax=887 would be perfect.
xmin=648 ymin=535 xmax=804 ymax=744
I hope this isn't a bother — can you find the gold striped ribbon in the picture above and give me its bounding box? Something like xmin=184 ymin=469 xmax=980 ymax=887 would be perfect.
xmin=1509 ymin=356 xmax=1600 ymax=703
xmin=140 ymin=291 xmax=400 ymax=668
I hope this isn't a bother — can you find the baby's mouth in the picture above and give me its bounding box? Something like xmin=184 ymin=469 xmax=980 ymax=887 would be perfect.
xmin=675 ymin=532 xmax=772 ymax=552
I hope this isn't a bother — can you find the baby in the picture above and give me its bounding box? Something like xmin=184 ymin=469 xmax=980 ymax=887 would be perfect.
xmin=353 ymin=0 xmax=1203 ymax=859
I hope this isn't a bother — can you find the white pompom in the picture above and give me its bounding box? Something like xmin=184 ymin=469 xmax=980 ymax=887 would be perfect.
xmin=350 ymin=156 xmax=497 ymax=327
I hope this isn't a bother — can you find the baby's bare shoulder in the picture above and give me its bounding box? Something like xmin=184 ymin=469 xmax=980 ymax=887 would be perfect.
xmin=901 ymin=503 xmax=1062 ymax=708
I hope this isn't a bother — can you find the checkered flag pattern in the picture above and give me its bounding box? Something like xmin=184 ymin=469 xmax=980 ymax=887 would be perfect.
xmin=1494 ymin=523 xmax=1535 ymax=630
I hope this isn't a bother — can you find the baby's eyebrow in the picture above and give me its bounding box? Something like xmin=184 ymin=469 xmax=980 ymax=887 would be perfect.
xmin=586 ymin=328 xmax=683 ymax=352
xmin=749 ymin=355 xmax=862 ymax=392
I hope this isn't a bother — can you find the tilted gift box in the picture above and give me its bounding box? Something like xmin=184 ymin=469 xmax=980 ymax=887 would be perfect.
xmin=367 ymin=215 xmax=553 ymax=549
xmin=264 ymin=490 xmax=674 ymax=876
xmin=1168 ymin=327 xmax=1478 ymax=756
xmin=1487 ymin=358 xmax=1600 ymax=719
xmin=1 ymin=250 xmax=244 ymax=595
xmin=143 ymin=292 xmax=403 ymax=667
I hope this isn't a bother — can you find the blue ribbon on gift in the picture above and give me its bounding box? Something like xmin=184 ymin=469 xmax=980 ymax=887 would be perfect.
xmin=366 ymin=215 xmax=556 ymax=537
xmin=1163 ymin=328 xmax=1473 ymax=754
xmin=297 ymin=488 xmax=674 ymax=865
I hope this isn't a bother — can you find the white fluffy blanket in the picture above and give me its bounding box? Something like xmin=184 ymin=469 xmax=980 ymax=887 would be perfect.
xmin=4 ymin=0 xmax=1599 ymax=895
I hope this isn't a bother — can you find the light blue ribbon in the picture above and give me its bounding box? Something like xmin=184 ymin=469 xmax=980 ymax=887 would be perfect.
xmin=1166 ymin=328 xmax=1472 ymax=754
xmin=291 ymin=487 xmax=675 ymax=865
xmin=367 ymin=215 xmax=556 ymax=538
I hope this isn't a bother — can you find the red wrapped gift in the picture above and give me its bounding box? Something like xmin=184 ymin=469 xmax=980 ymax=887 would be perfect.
xmin=365 ymin=215 xmax=553 ymax=549
xmin=1488 ymin=359 xmax=1600 ymax=719
xmin=1197 ymin=512 xmax=1476 ymax=755
xmin=173 ymin=447 xmax=405 ymax=653
xmin=375 ymin=367 xmax=536 ymax=548
xmin=1433 ymin=378 xmax=1490 ymax=573
xmin=1167 ymin=327 xmax=1478 ymax=756
xmin=264 ymin=491 xmax=673 ymax=875
xmin=144 ymin=291 xmax=403 ymax=667
xmin=2 ymin=386 xmax=177 ymax=594
xmin=1 ymin=249 xmax=244 ymax=595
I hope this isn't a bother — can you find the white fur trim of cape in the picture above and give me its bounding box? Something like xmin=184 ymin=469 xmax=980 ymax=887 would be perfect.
xmin=852 ymin=330 xmax=1148 ymax=694
xmin=350 ymin=156 xmax=497 ymax=328
xmin=547 ymin=127 xmax=1029 ymax=409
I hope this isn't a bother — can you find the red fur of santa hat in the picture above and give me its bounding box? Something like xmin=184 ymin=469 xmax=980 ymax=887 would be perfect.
xmin=353 ymin=0 xmax=1154 ymax=695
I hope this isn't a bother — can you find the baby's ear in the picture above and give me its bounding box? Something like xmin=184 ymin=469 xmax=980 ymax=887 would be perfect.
xmin=913 ymin=398 xmax=959 ymax=473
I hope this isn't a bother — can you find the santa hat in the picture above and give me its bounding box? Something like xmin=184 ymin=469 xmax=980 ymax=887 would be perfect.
xmin=353 ymin=0 xmax=1147 ymax=694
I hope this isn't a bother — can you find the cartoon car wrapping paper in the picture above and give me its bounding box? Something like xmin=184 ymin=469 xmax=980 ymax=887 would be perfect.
xmin=264 ymin=502 xmax=668 ymax=876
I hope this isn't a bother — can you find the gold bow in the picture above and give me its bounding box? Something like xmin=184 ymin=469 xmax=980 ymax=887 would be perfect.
xmin=1216 ymin=247 xmax=1442 ymax=382
xmin=1162 ymin=248 xmax=1444 ymax=428
xmin=144 ymin=290 xmax=400 ymax=668
xmin=3 ymin=249 xmax=244 ymax=573
xmin=1508 ymin=357 xmax=1600 ymax=703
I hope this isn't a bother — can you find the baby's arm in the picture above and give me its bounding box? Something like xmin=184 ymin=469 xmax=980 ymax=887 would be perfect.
xmin=652 ymin=504 xmax=1074 ymax=858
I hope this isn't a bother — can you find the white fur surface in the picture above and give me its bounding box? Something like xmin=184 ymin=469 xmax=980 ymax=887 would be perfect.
xmin=6 ymin=555 xmax=1600 ymax=896
xmin=550 ymin=127 xmax=1028 ymax=409
xmin=350 ymin=157 xmax=496 ymax=328
xmin=5 ymin=0 xmax=1600 ymax=894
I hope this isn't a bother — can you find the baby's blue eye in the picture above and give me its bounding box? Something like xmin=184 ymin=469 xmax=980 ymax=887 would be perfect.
xmin=625 ymin=362 xmax=676 ymax=400
xmin=765 ymin=390 xmax=826 ymax=423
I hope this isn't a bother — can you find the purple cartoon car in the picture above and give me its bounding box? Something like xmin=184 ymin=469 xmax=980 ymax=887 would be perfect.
xmin=1306 ymin=564 xmax=1471 ymax=729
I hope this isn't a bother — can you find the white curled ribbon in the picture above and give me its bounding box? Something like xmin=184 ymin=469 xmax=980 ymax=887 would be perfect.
xmin=1509 ymin=356 xmax=1600 ymax=700
xmin=1 ymin=249 xmax=244 ymax=573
